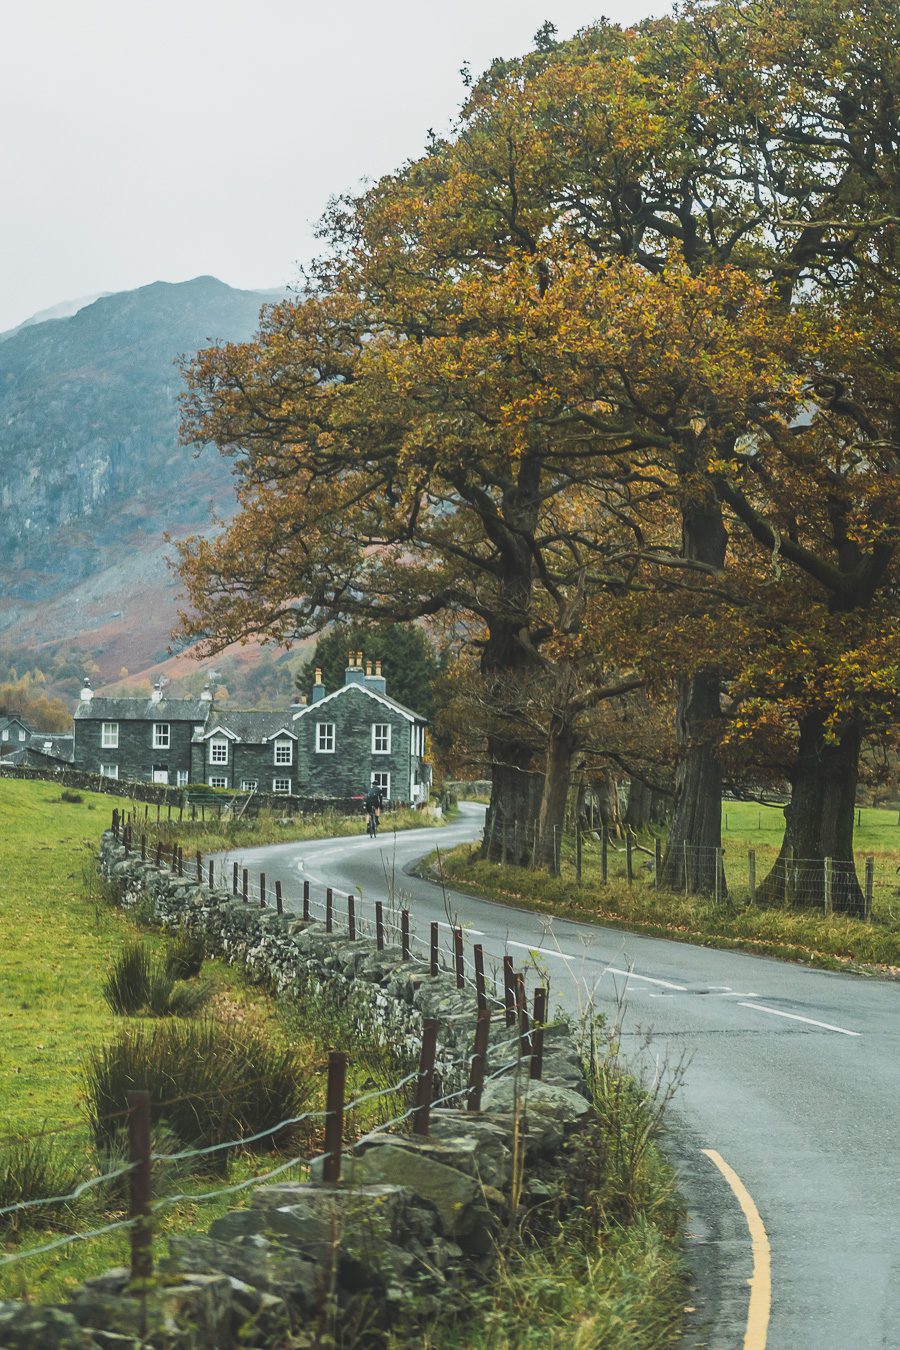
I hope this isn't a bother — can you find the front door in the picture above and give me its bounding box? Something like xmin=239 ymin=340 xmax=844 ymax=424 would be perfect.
xmin=152 ymin=767 xmax=169 ymax=785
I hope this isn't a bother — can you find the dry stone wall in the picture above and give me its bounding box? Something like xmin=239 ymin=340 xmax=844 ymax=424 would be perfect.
xmin=0 ymin=834 xmax=593 ymax=1349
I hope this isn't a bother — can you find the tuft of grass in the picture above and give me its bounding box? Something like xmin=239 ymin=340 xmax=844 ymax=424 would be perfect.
xmin=101 ymin=942 xmax=211 ymax=1018
xmin=83 ymin=1019 xmax=315 ymax=1157
xmin=0 ymin=1136 xmax=86 ymax=1237
xmin=164 ymin=930 xmax=206 ymax=980
xmin=101 ymin=941 xmax=152 ymax=1014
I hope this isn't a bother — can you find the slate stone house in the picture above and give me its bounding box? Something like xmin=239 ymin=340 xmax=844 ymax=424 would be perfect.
xmin=0 ymin=715 xmax=33 ymax=755
xmin=69 ymin=656 xmax=430 ymax=803
xmin=73 ymin=684 xmax=212 ymax=785
xmin=3 ymin=732 xmax=74 ymax=768
xmin=293 ymin=654 xmax=430 ymax=804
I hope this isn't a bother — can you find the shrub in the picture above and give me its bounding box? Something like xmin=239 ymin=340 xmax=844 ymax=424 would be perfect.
xmin=164 ymin=931 xmax=206 ymax=980
xmin=59 ymin=790 xmax=83 ymax=804
xmin=0 ymin=1135 xmax=86 ymax=1236
xmin=83 ymin=1021 xmax=315 ymax=1158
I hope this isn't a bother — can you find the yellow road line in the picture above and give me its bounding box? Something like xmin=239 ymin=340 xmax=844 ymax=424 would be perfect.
xmin=703 ymin=1148 xmax=772 ymax=1350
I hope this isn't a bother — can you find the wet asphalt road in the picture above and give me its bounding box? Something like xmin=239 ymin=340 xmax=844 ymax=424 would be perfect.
xmin=219 ymin=804 xmax=900 ymax=1349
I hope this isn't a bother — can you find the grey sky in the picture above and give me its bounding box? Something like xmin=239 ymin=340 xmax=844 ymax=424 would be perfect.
xmin=1 ymin=1 xmax=663 ymax=331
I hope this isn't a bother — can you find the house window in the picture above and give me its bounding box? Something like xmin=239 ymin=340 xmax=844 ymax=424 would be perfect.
xmin=208 ymin=775 xmax=228 ymax=789
xmin=372 ymin=723 xmax=391 ymax=754
xmin=371 ymin=771 xmax=390 ymax=799
xmin=0 ymin=730 xmax=7 ymax=741
xmin=100 ymin=763 xmax=119 ymax=780
xmin=18 ymin=729 xmax=25 ymax=741
xmin=101 ymin=722 xmax=119 ymax=749
xmin=272 ymin=777 xmax=292 ymax=794
xmin=209 ymin=738 xmax=229 ymax=764
xmin=316 ymin=723 xmax=335 ymax=753
xmin=176 ymin=770 xmax=189 ymax=787
xmin=240 ymin=778 xmax=258 ymax=791
xmin=273 ymin=738 xmax=293 ymax=765
xmin=153 ymin=723 xmax=170 ymax=749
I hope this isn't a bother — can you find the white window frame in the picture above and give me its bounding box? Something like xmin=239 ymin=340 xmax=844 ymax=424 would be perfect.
xmin=208 ymin=737 xmax=229 ymax=765
xmin=152 ymin=722 xmax=170 ymax=750
xmin=18 ymin=729 xmax=25 ymax=741
xmin=0 ymin=730 xmax=7 ymax=741
xmin=176 ymin=770 xmax=189 ymax=787
xmin=371 ymin=771 xmax=390 ymax=798
xmin=272 ymin=777 xmax=292 ymax=795
xmin=273 ymin=738 xmax=293 ymax=765
xmin=101 ymin=722 xmax=119 ymax=749
xmin=240 ymin=778 xmax=258 ymax=791
xmin=315 ymin=722 xmax=335 ymax=754
xmin=208 ymin=774 xmax=228 ymax=789
xmin=372 ymin=723 xmax=391 ymax=754
xmin=100 ymin=763 xmax=119 ymax=780
xmin=152 ymin=768 xmax=169 ymax=785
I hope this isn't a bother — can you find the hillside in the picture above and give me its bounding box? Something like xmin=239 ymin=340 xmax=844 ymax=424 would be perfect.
xmin=0 ymin=277 xmax=277 ymax=685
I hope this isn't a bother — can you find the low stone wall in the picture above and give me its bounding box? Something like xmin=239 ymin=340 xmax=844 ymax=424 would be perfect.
xmin=0 ymin=835 xmax=592 ymax=1349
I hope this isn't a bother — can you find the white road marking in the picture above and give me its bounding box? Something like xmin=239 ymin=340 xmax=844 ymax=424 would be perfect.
xmin=507 ymin=940 xmax=573 ymax=961
xmin=437 ymin=920 xmax=484 ymax=937
xmin=607 ymin=966 xmax=688 ymax=991
xmin=738 ymin=1002 xmax=861 ymax=1037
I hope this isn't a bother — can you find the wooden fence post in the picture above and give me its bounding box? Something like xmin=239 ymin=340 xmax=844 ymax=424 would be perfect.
xmin=530 ymin=987 xmax=547 ymax=1081
xmin=473 ymin=943 xmax=486 ymax=1010
xmin=654 ymin=837 xmax=662 ymax=888
xmin=232 ymin=861 xmax=238 ymax=897
xmin=625 ymin=833 xmax=634 ymax=886
xmin=258 ymin=873 xmax=265 ymax=907
xmin=208 ymin=860 xmax=214 ymax=889
xmin=467 ymin=1008 xmax=491 ymax=1112
xmin=347 ymin=894 xmax=356 ymax=940
xmin=503 ymin=955 xmax=516 ymax=1028
xmin=601 ymin=828 xmax=608 ymax=883
xmin=325 ymin=887 xmax=333 ymax=933
xmin=864 ymin=857 xmax=874 ymax=919
xmin=824 ymin=857 xmax=833 ymax=916
xmin=413 ymin=1019 xmax=438 ymax=1136
xmin=322 ymin=1052 xmax=347 ymax=1183
xmin=453 ymin=926 xmax=464 ymax=989
xmin=242 ymin=868 xmax=249 ymax=903
xmin=303 ymin=880 xmax=310 ymax=921
xmin=748 ymin=849 xmax=756 ymax=904
xmin=401 ymin=909 xmax=410 ymax=961
xmin=430 ymin=922 xmax=439 ymax=976
xmin=177 ymin=846 xmax=183 ymax=877
xmin=375 ymin=900 xmax=384 ymax=950
xmin=785 ymin=848 xmax=796 ymax=907
xmin=275 ymin=880 xmax=283 ymax=915
xmin=127 ymin=1090 xmax=152 ymax=1281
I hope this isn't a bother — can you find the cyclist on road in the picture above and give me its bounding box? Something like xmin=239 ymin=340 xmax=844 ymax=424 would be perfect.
xmin=364 ymin=784 xmax=384 ymax=837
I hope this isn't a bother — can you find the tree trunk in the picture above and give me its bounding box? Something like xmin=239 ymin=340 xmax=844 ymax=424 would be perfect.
xmin=624 ymin=778 xmax=651 ymax=831
xmin=535 ymin=722 xmax=580 ymax=874
xmin=660 ymin=497 xmax=728 ymax=894
xmin=759 ymin=714 xmax=865 ymax=913
xmin=590 ymin=771 xmax=622 ymax=839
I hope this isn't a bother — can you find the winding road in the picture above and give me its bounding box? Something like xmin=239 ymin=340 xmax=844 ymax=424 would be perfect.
xmin=222 ymin=804 xmax=899 ymax=1348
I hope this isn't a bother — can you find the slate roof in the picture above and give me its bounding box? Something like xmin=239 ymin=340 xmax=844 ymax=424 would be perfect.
xmin=293 ymin=683 xmax=426 ymax=723
xmin=0 ymin=714 xmax=32 ymax=732
xmin=74 ymin=697 xmax=213 ymax=722
xmin=27 ymin=733 xmax=74 ymax=762
xmin=193 ymin=709 xmax=298 ymax=743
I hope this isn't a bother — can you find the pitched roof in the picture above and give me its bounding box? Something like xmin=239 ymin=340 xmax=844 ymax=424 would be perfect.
xmin=194 ymin=709 xmax=298 ymax=743
xmin=0 ymin=714 xmax=31 ymax=731
xmin=26 ymin=733 xmax=74 ymax=761
xmin=74 ymin=697 xmax=212 ymax=722
xmin=293 ymin=681 xmax=426 ymax=724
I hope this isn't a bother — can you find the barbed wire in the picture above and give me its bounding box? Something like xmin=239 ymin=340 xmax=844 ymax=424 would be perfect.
xmin=0 ymin=1162 xmax=136 ymax=1220
xmin=0 ymin=1215 xmax=139 ymax=1269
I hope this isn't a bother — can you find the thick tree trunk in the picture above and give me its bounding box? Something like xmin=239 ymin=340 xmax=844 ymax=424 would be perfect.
xmin=660 ymin=497 xmax=728 ymax=894
xmin=535 ymin=722 xmax=580 ymax=874
xmin=590 ymin=771 xmax=623 ymax=839
xmin=483 ymin=739 xmax=543 ymax=866
xmin=759 ymin=714 xmax=865 ymax=912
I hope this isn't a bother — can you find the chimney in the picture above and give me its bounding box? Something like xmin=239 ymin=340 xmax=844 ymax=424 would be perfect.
xmin=200 ymin=684 xmax=213 ymax=703
xmin=365 ymin=657 xmax=387 ymax=696
xmin=311 ymin=667 xmax=326 ymax=703
xmin=150 ymin=680 xmax=163 ymax=705
xmin=80 ymin=678 xmax=93 ymax=703
xmin=344 ymin=652 xmax=365 ymax=687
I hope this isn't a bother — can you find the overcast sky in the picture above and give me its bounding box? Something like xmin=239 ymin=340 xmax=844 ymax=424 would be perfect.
xmin=1 ymin=1 xmax=663 ymax=332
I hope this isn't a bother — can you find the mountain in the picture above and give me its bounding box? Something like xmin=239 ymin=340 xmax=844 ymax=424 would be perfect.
xmin=0 ymin=276 xmax=280 ymax=687
xmin=0 ymin=293 xmax=110 ymax=343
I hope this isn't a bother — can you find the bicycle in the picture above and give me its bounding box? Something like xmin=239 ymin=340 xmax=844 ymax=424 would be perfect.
xmin=366 ymin=807 xmax=380 ymax=838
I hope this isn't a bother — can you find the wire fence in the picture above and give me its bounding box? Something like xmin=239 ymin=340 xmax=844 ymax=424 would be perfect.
xmin=3 ymin=812 xmax=558 ymax=1283
xmin=477 ymin=809 xmax=896 ymax=920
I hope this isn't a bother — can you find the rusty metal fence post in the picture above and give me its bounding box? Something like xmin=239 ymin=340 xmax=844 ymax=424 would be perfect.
xmin=453 ymin=926 xmax=464 ymax=989
xmin=430 ymin=922 xmax=439 ymax=976
xmin=375 ymin=901 xmax=385 ymax=950
xmin=127 ymin=1090 xmax=152 ymax=1281
xmin=322 ymin=1051 xmax=347 ymax=1183
xmin=401 ymin=910 xmax=410 ymax=960
xmin=413 ymin=1020 xmax=438 ymax=1136
xmin=473 ymin=943 xmax=486 ymax=1010
xmin=467 ymin=1008 xmax=491 ymax=1111
xmin=530 ymin=987 xmax=547 ymax=1081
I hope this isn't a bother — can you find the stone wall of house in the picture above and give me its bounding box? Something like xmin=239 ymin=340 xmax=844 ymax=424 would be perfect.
xmin=0 ymin=834 xmax=593 ymax=1349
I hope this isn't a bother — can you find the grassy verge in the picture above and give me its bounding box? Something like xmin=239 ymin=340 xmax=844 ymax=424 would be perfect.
xmin=0 ymin=779 xmax=412 ymax=1302
xmin=422 ymin=843 xmax=900 ymax=973
xmin=127 ymin=803 xmax=446 ymax=858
